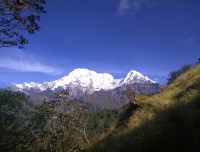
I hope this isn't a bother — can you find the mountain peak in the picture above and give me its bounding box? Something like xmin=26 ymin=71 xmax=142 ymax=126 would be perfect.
xmin=70 ymin=68 xmax=95 ymax=74
xmin=124 ymin=70 xmax=155 ymax=84
xmin=128 ymin=70 xmax=143 ymax=76
xmin=69 ymin=68 xmax=113 ymax=77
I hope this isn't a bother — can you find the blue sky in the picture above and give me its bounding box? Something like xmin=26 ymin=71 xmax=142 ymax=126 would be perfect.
xmin=0 ymin=0 xmax=200 ymax=86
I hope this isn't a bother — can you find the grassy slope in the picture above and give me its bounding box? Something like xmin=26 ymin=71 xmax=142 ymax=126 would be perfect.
xmin=89 ymin=63 xmax=200 ymax=152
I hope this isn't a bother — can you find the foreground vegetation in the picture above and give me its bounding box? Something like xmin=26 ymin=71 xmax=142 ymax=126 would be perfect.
xmin=89 ymin=63 xmax=200 ymax=152
xmin=0 ymin=63 xmax=200 ymax=152
xmin=0 ymin=89 xmax=133 ymax=151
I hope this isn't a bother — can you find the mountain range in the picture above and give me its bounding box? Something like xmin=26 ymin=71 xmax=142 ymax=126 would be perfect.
xmin=7 ymin=68 xmax=162 ymax=109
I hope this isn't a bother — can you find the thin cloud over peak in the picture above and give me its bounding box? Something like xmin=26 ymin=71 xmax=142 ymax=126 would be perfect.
xmin=0 ymin=57 xmax=62 ymax=75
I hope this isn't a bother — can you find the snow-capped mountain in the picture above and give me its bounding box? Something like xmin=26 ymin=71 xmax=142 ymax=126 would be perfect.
xmin=9 ymin=68 xmax=155 ymax=97
xmin=123 ymin=70 xmax=154 ymax=84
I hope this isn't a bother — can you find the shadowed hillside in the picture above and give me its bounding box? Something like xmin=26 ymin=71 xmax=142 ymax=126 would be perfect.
xmin=89 ymin=63 xmax=200 ymax=152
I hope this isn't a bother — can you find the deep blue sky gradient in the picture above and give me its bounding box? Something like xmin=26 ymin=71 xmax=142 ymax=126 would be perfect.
xmin=0 ymin=0 xmax=200 ymax=86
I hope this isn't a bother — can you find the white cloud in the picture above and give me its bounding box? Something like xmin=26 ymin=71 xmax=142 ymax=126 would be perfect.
xmin=118 ymin=0 xmax=142 ymax=16
xmin=0 ymin=57 xmax=62 ymax=75
xmin=119 ymin=0 xmax=131 ymax=12
xmin=118 ymin=0 xmax=155 ymax=16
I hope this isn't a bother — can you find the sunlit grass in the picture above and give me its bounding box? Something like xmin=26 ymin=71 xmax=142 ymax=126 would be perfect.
xmin=89 ymin=63 xmax=200 ymax=152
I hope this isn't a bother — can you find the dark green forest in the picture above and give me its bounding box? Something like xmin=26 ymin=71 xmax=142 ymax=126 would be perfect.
xmin=0 ymin=89 xmax=131 ymax=151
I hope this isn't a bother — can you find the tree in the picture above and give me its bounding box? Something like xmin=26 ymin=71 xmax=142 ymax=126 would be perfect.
xmin=0 ymin=0 xmax=46 ymax=48
xmin=167 ymin=64 xmax=192 ymax=85
xmin=44 ymin=90 xmax=74 ymax=152
xmin=73 ymin=101 xmax=91 ymax=147
xmin=0 ymin=89 xmax=47 ymax=151
xmin=45 ymin=90 xmax=91 ymax=151
xmin=167 ymin=70 xmax=181 ymax=85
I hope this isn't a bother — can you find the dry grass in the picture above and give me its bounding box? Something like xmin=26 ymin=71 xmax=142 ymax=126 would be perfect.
xmin=89 ymin=63 xmax=200 ymax=152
